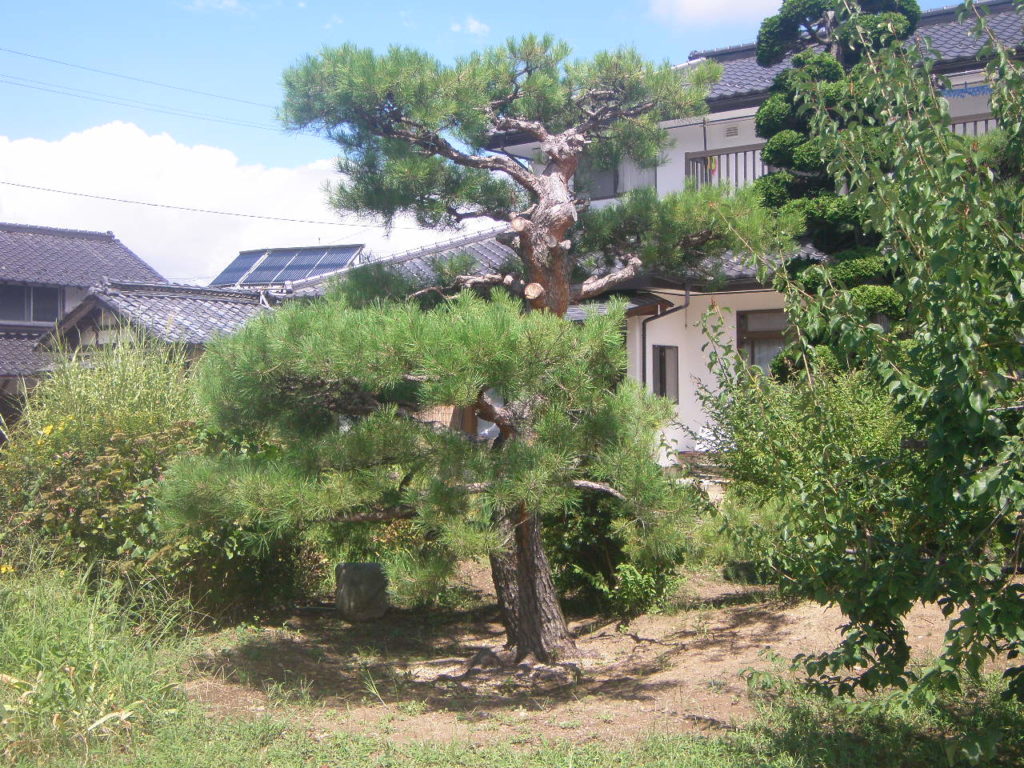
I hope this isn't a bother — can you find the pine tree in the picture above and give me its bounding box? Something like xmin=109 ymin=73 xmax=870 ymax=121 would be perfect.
xmin=158 ymin=38 xmax=801 ymax=662
xmin=279 ymin=36 xmax=724 ymax=316
xmin=160 ymin=293 xmax=698 ymax=660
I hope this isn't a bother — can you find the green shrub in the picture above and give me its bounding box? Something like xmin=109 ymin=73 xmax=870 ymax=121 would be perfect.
xmin=803 ymin=194 xmax=868 ymax=254
xmin=790 ymin=135 xmax=827 ymax=173
xmin=761 ymin=130 xmax=803 ymax=168
xmin=755 ymin=93 xmax=801 ymax=139
xmin=0 ymin=334 xmax=313 ymax=616
xmin=847 ymin=283 xmax=906 ymax=319
xmin=829 ymin=249 xmax=889 ymax=286
xmin=702 ymin=368 xmax=915 ymax=505
xmin=753 ymin=171 xmax=795 ymax=208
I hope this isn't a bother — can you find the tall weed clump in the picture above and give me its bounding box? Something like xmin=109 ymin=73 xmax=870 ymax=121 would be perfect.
xmin=0 ymin=534 xmax=189 ymax=762
xmin=0 ymin=334 xmax=198 ymax=562
xmin=0 ymin=333 xmax=312 ymax=615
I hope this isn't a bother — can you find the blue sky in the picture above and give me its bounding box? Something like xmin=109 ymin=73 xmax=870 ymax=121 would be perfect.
xmin=0 ymin=0 xmax=958 ymax=281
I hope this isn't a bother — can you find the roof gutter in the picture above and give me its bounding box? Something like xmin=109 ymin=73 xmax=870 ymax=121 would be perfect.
xmin=641 ymin=286 xmax=690 ymax=388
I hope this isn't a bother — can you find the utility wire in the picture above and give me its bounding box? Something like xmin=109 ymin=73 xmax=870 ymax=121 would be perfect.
xmin=0 ymin=45 xmax=276 ymax=109
xmin=0 ymin=179 xmax=425 ymax=230
xmin=0 ymin=72 xmax=274 ymax=129
xmin=0 ymin=76 xmax=280 ymax=132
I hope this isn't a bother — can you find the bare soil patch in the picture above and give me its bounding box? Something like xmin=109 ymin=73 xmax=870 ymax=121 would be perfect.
xmin=185 ymin=562 xmax=967 ymax=747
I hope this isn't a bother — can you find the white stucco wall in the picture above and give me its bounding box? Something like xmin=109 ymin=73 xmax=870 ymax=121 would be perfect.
xmin=63 ymin=286 xmax=88 ymax=315
xmin=630 ymin=289 xmax=785 ymax=459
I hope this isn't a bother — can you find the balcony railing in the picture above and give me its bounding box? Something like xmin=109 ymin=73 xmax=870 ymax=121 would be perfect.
xmin=951 ymin=115 xmax=998 ymax=136
xmin=686 ymin=144 xmax=768 ymax=190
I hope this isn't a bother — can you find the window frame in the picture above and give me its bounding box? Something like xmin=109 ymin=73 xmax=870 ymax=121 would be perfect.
xmin=736 ymin=309 xmax=788 ymax=372
xmin=652 ymin=344 xmax=679 ymax=403
xmin=0 ymin=285 xmax=63 ymax=325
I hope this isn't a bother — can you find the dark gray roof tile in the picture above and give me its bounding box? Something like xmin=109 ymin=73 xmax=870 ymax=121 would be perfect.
xmin=89 ymin=282 xmax=270 ymax=345
xmin=0 ymin=222 xmax=165 ymax=286
xmin=691 ymin=0 xmax=1023 ymax=104
xmin=0 ymin=329 xmax=49 ymax=377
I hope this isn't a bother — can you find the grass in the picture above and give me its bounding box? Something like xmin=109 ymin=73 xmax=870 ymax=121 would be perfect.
xmin=3 ymin=521 xmax=1022 ymax=767
xmin=21 ymin=675 xmax=1023 ymax=768
xmin=0 ymin=546 xmax=191 ymax=762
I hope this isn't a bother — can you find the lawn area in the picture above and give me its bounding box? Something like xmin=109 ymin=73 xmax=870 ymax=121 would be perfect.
xmin=13 ymin=562 xmax=1021 ymax=768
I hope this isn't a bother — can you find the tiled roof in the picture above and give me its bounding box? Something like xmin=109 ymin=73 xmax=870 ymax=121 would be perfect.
xmin=83 ymin=282 xmax=271 ymax=345
xmin=370 ymin=227 xmax=517 ymax=283
xmin=0 ymin=222 xmax=165 ymax=287
xmin=564 ymin=292 xmax=670 ymax=322
xmin=0 ymin=329 xmax=48 ymax=377
xmin=691 ymin=0 xmax=1023 ymax=105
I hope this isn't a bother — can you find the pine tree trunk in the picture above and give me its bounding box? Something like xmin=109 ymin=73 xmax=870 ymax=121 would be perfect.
xmin=489 ymin=520 xmax=521 ymax=648
xmin=509 ymin=502 xmax=578 ymax=662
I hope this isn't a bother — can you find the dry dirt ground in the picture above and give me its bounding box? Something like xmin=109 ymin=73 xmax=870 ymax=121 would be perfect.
xmin=185 ymin=562 xmax=970 ymax=747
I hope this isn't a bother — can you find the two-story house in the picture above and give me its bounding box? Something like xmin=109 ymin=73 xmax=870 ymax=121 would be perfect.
xmin=0 ymin=222 xmax=166 ymax=422
xmin=473 ymin=0 xmax=1023 ymax=457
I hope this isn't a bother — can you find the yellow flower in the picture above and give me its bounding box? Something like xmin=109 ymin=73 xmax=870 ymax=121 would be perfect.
xmin=41 ymin=424 xmax=54 ymax=436
xmin=0 ymin=564 xmax=14 ymax=575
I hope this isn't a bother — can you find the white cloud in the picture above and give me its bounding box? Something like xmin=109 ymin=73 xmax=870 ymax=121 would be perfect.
xmin=0 ymin=122 xmax=467 ymax=284
xmin=324 ymin=14 xmax=344 ymax=29
xmin=650 ymin=0 xmax=778 ymax=25
xmin=451 ymin=16 xmax=490 ymax=35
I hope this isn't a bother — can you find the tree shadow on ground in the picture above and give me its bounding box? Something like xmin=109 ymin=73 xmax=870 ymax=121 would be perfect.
xmin=190 ymin=585 xmax=798 ymax=719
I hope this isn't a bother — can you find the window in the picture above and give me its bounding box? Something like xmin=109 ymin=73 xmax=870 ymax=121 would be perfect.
xmin=575 ymin=156 xmax=655 ymax=200
xmin=0 ymin=285 xmax=62 ymax=324
xmin=737 ymin=309 xmax=787 ymax=373
xmin=652 ymin=345 xmax=679 ymax=403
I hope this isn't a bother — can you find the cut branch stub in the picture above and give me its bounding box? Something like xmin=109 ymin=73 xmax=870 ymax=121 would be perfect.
xmin=524 ymin=283 xmax=545 ymax=301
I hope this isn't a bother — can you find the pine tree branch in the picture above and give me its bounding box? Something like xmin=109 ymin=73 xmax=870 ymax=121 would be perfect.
xmin=381 ymin=117 xmax=543 ymax=194
xmin=326 ymin=505 xmax=418 ymax=523
xmin=571 ymin=256 xmax=643 ymax=302
xmin=446 ymin=206 xmax=512 ymax=223
xmin=571 ymin=479 xmax=627 ymax=500
xmin=459 ymin=479 xmax=626 ymax=499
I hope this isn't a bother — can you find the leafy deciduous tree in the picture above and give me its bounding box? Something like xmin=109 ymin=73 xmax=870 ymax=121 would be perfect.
xmin=712 ymin=0 xmax=1024 ymax=698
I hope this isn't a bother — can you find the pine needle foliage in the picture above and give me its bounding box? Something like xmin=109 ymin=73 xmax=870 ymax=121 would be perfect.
xmin=157 ymin=291 xmax=695 ymax=616
xmin=281 ymin=37 xmax=720 ymax=231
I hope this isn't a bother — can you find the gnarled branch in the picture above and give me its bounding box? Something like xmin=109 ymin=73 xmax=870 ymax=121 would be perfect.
xmin=571 ymin=256 xmax=643 ymax=302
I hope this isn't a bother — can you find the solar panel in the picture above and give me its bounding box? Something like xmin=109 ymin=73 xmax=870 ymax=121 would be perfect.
xmin=211 ymin=245 xmax=363 ymax=287
xmin=246 ymin=254 xmax=294 ymax=284
xmin=306 ymin=246 xmax=361 ymax=279
xmin=209 ymin=251 xmax=261 ymax=286
xmin=277 ymin=249 xmax=328 ymax=282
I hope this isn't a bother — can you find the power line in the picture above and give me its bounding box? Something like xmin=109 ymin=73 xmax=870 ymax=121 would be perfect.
xmin=0 ymin=179 xmax=425 ymax=230
xmin=0 ymin=45 xmax=276 ymax=109
xmin=0 ymin=72 xmax=275 ymax=129
xmin=0 ymin=76 xmax=280 ymax=132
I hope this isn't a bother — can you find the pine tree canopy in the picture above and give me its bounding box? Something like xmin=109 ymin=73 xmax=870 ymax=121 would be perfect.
xmin=158 ymin=291 xmax=695 ymax=657
xmin=281 ymin=36 xmax=720 ymax=230
xmin=280 ymin=36 xmax=727 ymax=315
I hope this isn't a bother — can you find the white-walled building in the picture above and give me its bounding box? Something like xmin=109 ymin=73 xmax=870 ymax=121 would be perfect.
xmin=483 ymin=0 xmax=1022 ymax=457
